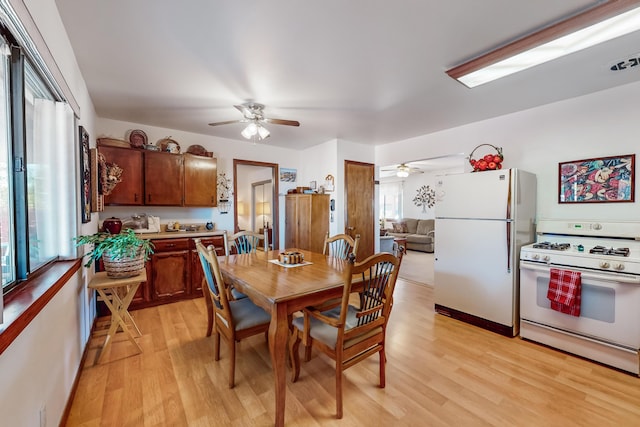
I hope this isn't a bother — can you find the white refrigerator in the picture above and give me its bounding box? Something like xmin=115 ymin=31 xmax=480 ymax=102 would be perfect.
xmin=434 ymin=168 xmax=536 ymax=337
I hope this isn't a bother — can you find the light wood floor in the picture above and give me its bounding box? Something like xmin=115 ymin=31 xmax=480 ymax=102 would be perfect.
xmin=66 ymin=279 xmax=640 ymax=426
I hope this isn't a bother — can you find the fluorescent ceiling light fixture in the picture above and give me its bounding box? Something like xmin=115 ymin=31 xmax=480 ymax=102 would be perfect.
xmin=447 ymin=2 xmax=640 ymax=88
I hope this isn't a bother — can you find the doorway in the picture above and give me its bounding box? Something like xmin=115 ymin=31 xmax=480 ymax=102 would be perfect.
xmin=233 ymin=159 xmax=279 ymax=250
xmin=252 ymin=180 xmax=273 ymax=249
xmin=379 ymin=154 xmax=465 ymax=283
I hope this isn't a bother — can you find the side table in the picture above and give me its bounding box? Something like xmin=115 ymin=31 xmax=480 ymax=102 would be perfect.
xmin=393 ymin=237 xmax=408 ymax=255
xmin=88 ymin=271 xmax=146 ymax=363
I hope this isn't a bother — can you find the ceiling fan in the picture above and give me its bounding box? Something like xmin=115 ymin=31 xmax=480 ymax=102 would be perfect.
xmin=208 ymin=102 xmax=300 ymax=141
xmin=381 ymin=163 xmax=423 ymax=178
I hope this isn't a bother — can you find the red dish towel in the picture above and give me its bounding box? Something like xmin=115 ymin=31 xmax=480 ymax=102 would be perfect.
xmin=546 ymin=268 xmax=581 ymax=317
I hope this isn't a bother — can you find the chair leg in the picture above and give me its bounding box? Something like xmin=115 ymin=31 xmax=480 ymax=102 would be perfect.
xmin=214 ymin=330 xmax=221 ymax=361
xmin=303 ymin=313 xmax=312 ymax=362
xmin=229 ymin=340 xmax=236 ymax=389
xmin=336 ymin=364 xmax=343 ymax=419
xmin=304 ymin=342 xmax=313 ymax=362
xmin=379 ymin=348 xmax=386 ymax=388
xmin=289 ymin=330 xmax=302 ymax=382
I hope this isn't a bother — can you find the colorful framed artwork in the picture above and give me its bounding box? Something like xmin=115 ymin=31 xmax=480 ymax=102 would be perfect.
xmin=79 ymin=126 xmax=92 ymax=222
xmin=558 ymin=154 xmax=634 ymax=203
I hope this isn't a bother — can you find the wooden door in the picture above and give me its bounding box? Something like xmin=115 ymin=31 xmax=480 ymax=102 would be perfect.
xmin=345 ymin=160 xmax=375 ymax=261
xmin=99 ymin=146 xmax=144 ymax=205
xmin=145 ymin=151 xmax=183 ymax=205
xmin=184 ymin=154 xmax=217 ymax=206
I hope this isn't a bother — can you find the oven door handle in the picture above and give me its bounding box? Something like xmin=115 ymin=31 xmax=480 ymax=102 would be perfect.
xmin=520 ymin=261 xmax=640 ymax=285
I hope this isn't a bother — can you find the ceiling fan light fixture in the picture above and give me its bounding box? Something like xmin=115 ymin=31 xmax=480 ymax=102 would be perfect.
xmin=257 ymin=124 xmax=270 ymax=139
xmin=447 ymin=3 xmax=640 ymax=88
xmin=396 ymin=168 xmax=410 ymax=178
xmin=241 ymin=122 xmax=258 ymax=139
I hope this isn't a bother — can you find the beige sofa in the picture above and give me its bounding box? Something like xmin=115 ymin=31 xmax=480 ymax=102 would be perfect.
xmin=386 ymin=218 xmax=435 ymax=253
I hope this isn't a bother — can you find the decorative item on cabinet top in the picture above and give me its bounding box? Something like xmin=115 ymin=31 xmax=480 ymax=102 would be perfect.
xmin=127 ymin=129 xmax=148 ymax=148
xmin=157 ymin=137 xmax=181 ymax=153
xmin=468 ymin=144 xmax=503 ymax=172
xmin=186 ymin=144 xmax=214 ymax=157
xmin=97 ymin=137 xmax=131 ymax=148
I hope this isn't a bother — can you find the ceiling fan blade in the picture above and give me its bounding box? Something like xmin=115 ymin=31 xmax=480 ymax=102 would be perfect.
xmin=234 ymin=104 xmax=248 ymax=114
xmin=264 ymin=118 xmax=300 ymax=127
xmin=208 ymin=119 xmax=243 ymax=127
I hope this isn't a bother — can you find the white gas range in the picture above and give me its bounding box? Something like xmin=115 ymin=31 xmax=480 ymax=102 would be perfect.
xmin=519 ymin=219 xmax=640 ymax=375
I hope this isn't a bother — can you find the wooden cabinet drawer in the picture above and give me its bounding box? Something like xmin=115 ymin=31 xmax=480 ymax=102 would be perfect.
xmin=152 ymin=238 xmax=190 ymax=252
xmin=201 ymin=237 xmax=226 ymax=255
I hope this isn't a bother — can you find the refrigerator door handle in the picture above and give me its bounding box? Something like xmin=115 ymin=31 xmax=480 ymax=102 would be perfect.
xmin=506 ymin=221 xmax=511 ymax=273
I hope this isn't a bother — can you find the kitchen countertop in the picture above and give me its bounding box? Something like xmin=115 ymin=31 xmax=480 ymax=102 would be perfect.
xmin=135 ymin=230 xmax=227 ymax=239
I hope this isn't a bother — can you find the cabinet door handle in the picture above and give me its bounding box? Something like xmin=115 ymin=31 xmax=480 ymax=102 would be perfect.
xmin=166 ymin=243 xmax=176 ymax=248
xmin=134 ymin=193 xmax=138 ymax=202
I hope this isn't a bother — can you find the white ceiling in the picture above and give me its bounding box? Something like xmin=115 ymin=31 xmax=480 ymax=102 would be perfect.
xmin=55 ymin=1 xmax=640 ymax=151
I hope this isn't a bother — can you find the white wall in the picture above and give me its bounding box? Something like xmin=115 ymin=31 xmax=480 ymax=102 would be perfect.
xmin=402 ymin=172 xmax=436 ymax=219
xmin=0 ymin=272 xmax=84 ymax=427
xmin=299 ymin=139 xmax=339 ymax=234
xmin=376 ymin=80 xmax=640 ymax=223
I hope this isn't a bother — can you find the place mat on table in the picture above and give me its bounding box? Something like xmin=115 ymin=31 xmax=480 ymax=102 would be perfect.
xmin=268 ymin=259 xmax=313 ymax=268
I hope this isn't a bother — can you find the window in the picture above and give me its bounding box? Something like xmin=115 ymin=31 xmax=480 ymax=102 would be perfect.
xmin=1 ymin=35 xmax=13 ymax=287
xmin=380 ymin=181 xmax=403 ymax=225
xmin=1 ymin=27 xmax=76 ymax=299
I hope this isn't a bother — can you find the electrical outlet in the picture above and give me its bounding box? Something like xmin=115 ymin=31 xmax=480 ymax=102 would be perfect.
xmin=39 ymin=405 xmax=46 ymax=427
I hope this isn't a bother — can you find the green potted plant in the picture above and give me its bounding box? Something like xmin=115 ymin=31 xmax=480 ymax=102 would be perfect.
xmin=75 ymin=228 xmax=154 ymax=278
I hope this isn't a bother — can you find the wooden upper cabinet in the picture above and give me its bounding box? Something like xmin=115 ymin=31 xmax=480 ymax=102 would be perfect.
xmin=99 ymin=145 xmax=144 ymax=205
xmin=144 ymin=151 xmax=184 ymax=205
xmin=183 ymin=154 xmax=217 ymax=206
xmin=98 ymin=144 xmax=216 ymax=207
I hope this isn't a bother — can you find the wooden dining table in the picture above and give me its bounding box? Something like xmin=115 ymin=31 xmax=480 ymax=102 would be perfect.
xmin=217 ymin=249 xmax=349 ymax=427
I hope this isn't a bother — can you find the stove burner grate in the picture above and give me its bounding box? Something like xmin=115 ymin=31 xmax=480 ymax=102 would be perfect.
xmin=532 ymin=242 xmax=571 ymax=251
xmin=589 ymin=246 xmax=630 ymax=257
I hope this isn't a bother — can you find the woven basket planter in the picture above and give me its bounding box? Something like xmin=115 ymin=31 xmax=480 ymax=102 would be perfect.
xmin=103 ymin=249 xmax=145 ymax=278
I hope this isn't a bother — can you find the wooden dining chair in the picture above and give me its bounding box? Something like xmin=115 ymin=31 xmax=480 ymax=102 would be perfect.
xmin=224 ymin=230 xmax=266 ymax=301
xmin=195 ymin=238 xmax=271 ymax=388
xmin=228 ymin=230 xmax=267 ymax=254
xmin=200 ymin=232 xmax=231 ymax=337
xmin=298 ymin=232 xmax=362 ymax=361
xmin=323 ymin=232 xmax=360 ymax=260
xmin=289 ymin=251 xmax=402 ymax=419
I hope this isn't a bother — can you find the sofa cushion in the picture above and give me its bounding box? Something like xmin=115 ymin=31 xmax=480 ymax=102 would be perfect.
xmin=416 ymin=219 xmax=434 ymax=235
xmin=402 ymin=218 xmax=418 ymax=234
xmin=407 ymin=234 xmax=432 ymax=244
xmin=391 ymin=222 xmax=408 ymax=233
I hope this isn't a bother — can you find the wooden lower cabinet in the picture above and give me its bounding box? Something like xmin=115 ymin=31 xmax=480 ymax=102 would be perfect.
xmin=105 ymin=235 xmax=229 ymax=313
xmin=150 ymin=250 xmax=190 ymax=300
